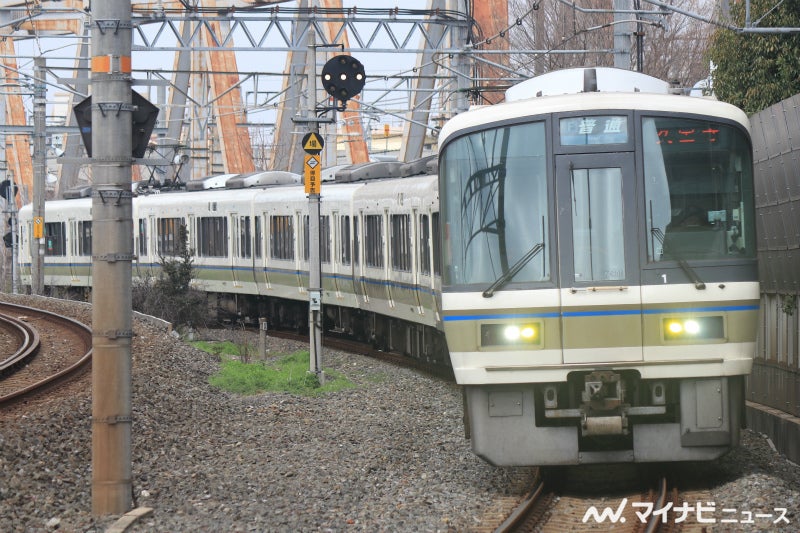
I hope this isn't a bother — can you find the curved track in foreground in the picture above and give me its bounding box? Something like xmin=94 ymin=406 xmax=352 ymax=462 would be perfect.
xmin=0 ymin=310 xmax=41 ymax=376
xmin=0 ymin=302 xmax=92 ymax=408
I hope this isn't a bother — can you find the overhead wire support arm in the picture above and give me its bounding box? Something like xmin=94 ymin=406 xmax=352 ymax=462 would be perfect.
xmin=130 ymin=10 xmax=472 ymax=53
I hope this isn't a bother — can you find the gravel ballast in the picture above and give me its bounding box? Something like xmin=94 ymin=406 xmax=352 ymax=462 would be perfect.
xmin=1 ymin=294 xmax=798 ymax=532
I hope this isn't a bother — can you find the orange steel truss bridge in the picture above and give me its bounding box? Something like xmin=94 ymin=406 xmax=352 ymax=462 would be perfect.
xmin=0 ymin=0 xmax=514 ymax=203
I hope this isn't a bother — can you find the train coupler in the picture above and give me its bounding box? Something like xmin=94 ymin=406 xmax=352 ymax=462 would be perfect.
xmin=581 ymin=413 xmax=628 ymax=436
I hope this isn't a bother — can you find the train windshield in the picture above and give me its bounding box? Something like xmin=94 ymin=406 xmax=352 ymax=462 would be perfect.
xmin=643 ymin=116 xmax=756 ymax=262
xmin=439 ymin=121 xmax=550 ymax=287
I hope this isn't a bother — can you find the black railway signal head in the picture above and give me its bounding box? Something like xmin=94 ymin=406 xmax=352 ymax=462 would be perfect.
xmin=321 ymin=55 xmax=366 ymax=110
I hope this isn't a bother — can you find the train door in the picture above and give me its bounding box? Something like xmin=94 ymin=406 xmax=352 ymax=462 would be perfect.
xmin=555 ymin=152 xmax=643 ymax=363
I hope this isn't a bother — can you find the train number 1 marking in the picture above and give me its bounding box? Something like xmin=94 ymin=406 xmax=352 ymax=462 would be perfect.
xmin=661 ymin=274 xmax=667 ymax=284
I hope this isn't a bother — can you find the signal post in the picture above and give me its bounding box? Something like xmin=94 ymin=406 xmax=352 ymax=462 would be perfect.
xmin=297 ymin=38 xmax=365 ymax=383
xmin=303 ymin=131 xmax=324 ymax=383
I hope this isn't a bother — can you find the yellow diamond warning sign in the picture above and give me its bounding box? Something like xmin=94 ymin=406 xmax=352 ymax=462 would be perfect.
xmin=302 ymin=132 xmax=324 ymax=154
xmin=304 ymin=154 xmax=321 ymax=194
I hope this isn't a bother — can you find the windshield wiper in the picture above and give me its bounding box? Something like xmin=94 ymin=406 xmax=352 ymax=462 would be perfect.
xmin=677 ymin=259 xmax=706 ymax=290
xmin=653 ymin=228 xmax=705 ymax=290
xmin=482 ymin=242 xmax=545 ymax=298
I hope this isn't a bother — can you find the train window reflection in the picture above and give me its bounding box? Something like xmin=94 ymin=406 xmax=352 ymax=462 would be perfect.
xmin=440 ymin=121 xmax=549 ymax=287
xmin=302 ymin=215 xmax=331 ymax=263
xmin=156 ymin=217 xmax=185 ymax=257
xmin=44 ymin=222 xmax=66 ymax=256
xmin=364 ymin=214 xmax=384 ymax=268
xmin=196 ymin=216 xmax=228 ymax=258
xmin=77 ymin=221 xmax=92 ymax=257
xmin=643 ymin=117 xmax=755 ymax=262
xmin=571 ymin=168 xmax=625 ymax=281
xmin=270 ymin=215 xmax=294 ymax=260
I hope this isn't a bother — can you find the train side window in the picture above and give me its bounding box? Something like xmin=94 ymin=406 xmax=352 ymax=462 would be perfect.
xmin=419 ymin=214 xmax=431 ymax=275
xmin=391 ymin=214 xmax=411 ymax=272
xmin=231 ymin=217 xmax=241 ymax=258
xmin=340 ymin=215 xmax=351 ymax=265
xmin=432 ymin=212 xmax=441 ymax=276
xmin=138 ymin=219 xmax=147 ymax=257
xmin=270 ymin=215 xmax=294 ymax=260
xmin=364 ymin=214 xmax=384 ymax=268
xmin=353 ymin=216 xmax=360 ymax=265
xmin=239 ymin=216 xmax=252 ymax=259
xmin=302 ymin=215 xmax=331 ymax=263
xmin=156 ymin=217 xmax=185 ymax=256
xmin=196 ymin=216 xmax=228 ymax=257
xmin=44 ymin=222 xmax=66 ymax=256
xmin=303 ymin=216 xmax=309 ymax=260
xmin=321 ymin=216 xmax=330 ymax=264
xmin=254 ymin=216 xmax=262 ymax=259
xmin=78 ymin=221 xmax=92 ymax=256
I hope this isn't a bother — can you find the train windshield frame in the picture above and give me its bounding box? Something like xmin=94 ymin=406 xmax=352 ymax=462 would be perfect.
xmin=642 ymin=115 xmax=756 ymax=263
xmin=439 ymin=109 xmax=756 ymax=292
xmin=438 ymin=120 xmax=552 ymax=289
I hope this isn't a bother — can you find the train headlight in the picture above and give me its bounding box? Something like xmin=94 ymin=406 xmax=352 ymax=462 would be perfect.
xmin=684 ymin=320 xmax=700 ymax=334
xmin=520 ymin=326 xmax=537 ymax=339
xmin=482 ymin=323 xmax=542 ymax=347
xmin=667 ymin=321 xmax=683 ymax=334
xmin=504 ymin=325 xmax=521 ymax=341
xmin=662 ymin=316 xmax=725 ymax=341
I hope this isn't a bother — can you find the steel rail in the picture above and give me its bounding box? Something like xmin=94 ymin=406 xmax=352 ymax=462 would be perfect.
xmin=0 ymin=302 xmax=92 ymax=407
xmin=0 ymin=311 xmax=40 ymax=375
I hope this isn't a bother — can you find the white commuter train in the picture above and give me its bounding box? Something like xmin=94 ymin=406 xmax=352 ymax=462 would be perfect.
xmin=18 ymin=67 xmax=760 ymax=466
xmin=17 ymin=161 xmax=446 ymax=364
xmin=437 ymin=67 xmax=759 ymax=465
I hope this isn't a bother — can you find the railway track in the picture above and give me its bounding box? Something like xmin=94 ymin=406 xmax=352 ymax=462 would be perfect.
xmin=0 ymin=308 xmax=41 ymax=376
xmin=490 ymin=468 xmax=719 ymax=532
xmin=0 ymin=302 xmax=92 ymax=408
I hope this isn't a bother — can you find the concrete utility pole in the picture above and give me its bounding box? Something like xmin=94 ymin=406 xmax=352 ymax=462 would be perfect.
xmin=90 ymin=0 xmax=135 ymax=516
xmin=31 ymin=57 xmax=46 ymax=295
xmin=614 ymin=0 xmax=633 ymax=70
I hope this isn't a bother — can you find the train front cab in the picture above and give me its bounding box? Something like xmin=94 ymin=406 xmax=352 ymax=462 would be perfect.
xmin=438 ymin=87 xmax=759 ymax=465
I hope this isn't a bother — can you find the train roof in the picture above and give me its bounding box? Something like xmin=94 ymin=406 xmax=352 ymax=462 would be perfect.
xmin=505 ymin=67 xmax=671 ymax=100
xmin=439 ymin=68 xmax=751 ymax=148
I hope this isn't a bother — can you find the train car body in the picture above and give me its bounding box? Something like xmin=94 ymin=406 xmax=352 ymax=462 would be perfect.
xmin=437 ymin=68 xmax=759 ymax=465
xmin=18 ymin=168 xmax=444 ymax=363
xmin=17 ymin=66 xmax=759 ymax=466
xmin=17 ymin=197 xmax=94 ymax=289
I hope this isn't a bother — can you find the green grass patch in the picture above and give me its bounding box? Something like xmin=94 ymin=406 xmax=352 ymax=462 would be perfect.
xmin=205 ymin=349 xmax=355 ymax=396
xmin=189 ymin=340 xmax=243 ymax=358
